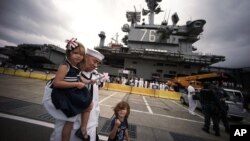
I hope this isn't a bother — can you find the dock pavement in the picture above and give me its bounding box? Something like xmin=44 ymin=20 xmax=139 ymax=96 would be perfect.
xmin=1 ymin=74 xmax=248 ymax=141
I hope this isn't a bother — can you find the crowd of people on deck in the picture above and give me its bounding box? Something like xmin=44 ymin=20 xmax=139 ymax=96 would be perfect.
xmin=108 ymin=76 xmax=175 ymax=91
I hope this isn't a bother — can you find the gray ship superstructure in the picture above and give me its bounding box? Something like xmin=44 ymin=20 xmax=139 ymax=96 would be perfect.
xmin=95 ymin=0 xmax=225 ymax=81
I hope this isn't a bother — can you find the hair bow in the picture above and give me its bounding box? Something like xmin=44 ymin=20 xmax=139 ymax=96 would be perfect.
xmin=65 ymin=38 xmax=78 ymax=50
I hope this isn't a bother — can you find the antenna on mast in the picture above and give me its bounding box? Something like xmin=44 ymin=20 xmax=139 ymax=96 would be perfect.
xmin=163 ymin=8 xmax=167 ymax=20
xmin=126 ymin=5 xmax=141 ymax=27
xmin=167 ymin=9 xmax=171 ymax=24
xmin=161 ymin=8 xmax=168 ymax=25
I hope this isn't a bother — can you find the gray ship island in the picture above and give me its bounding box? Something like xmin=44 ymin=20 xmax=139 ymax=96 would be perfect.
xmin=95 ymin=0 xmax=225 ymax=82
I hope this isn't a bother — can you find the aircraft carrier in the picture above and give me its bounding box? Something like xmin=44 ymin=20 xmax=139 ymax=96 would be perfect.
xmin=0 ymin=44 xmax=65 ymax=70
xmin=94 ymin=0 xmax=225 ymax=81
xmin=1 ymin=0 xmax=248 ymax=91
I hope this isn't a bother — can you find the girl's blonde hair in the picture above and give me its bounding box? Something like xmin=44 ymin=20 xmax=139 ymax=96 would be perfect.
xmin=65 ymin=41 xmax=85 ymax=69
xmin=113 ymin=101 xmax=130 ymax=118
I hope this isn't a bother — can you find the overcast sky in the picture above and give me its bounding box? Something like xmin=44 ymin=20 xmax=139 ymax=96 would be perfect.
xmin=0 ymin=0 xmax=250 ymax=68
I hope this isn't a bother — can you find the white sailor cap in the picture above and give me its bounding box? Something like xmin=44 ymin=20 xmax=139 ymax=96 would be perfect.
xmin=86 ymin=48 xmax=104 ymax=61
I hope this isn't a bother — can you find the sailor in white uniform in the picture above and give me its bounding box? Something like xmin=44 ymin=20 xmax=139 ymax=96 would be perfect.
xmin=187 ymin=81 xmax=197 ymax=115
xmin=43 ymin=48 xmax=104 ymax=141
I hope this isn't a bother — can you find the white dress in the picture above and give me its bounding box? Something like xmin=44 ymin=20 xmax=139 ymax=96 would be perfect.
xmin=187 ymin=85 xmax=197 ymax=115
xmin=42 ymin=71 xmax=100 ymax=141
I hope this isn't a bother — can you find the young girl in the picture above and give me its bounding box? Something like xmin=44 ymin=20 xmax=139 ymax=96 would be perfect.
xmin=108 ymin=101 xmax=131 ymax=141
xmin=51 ymin=38 xmax=92 ymax=141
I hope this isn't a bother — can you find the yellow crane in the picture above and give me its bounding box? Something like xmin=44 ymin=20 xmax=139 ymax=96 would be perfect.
xmin=167 ymin=72 xmax=224 ymax=89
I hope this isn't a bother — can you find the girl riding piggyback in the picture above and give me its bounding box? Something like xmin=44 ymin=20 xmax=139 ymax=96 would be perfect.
xmin=51 ymin=38 xmax=93 ymax=141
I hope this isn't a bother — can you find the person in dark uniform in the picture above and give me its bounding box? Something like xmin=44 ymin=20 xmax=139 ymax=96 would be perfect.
xmin=199 ymin=82 xmax=221 ymax=136
xmin=215 ymin=81 xmax=230 ymax=133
